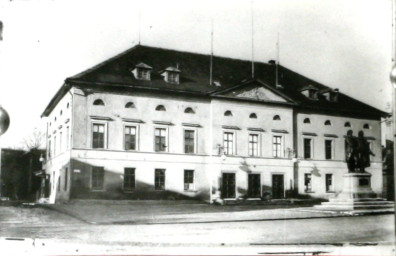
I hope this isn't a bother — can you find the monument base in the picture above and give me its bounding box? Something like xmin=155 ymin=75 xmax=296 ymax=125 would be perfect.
xmin=314 ymin=172 xmax=394 ymax=211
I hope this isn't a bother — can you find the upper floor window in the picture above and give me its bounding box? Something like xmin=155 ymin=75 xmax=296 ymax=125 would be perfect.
xmin=324 ymin=120 xmax=332 ymax=126
xmin=184 ymin=130 xmax=196 ymax=154
xmin=93 ymin=99 xmax=105 ymax=106
xmin=60 ymin=110 xmax=63 ymax=116
xmin=184 ymin=107 xmax=195 ymax=114
xmin=248 ymin=134 xmax=259 ymax=157
xmin=363 ymin=123 xmax=371 ymax=129
xmin=303 ymin=118 xmax=311 ymax=124
xmin=303 ymin=138 xmax=313 ymax=159
xmin=124 ymin=126 xmax=137 ymax=150
xmin=224 ymin=110 xmax=233 ymax=117
xmin=344 ymin=122 xmax=351 ymax=128
xmin=249 ymin=113 xmax=257 ymax=119
xmin=272 ymin=135 xmax=283 ymax=157
xmin=155 ymin=105 xmax=166 ymax=111
xmin=155 ymin=127 xmax=168 ymax=152
xmin=125 ymin=102 xmax=135 ymax=108
xmin=325 ymin=139 xmax=333 ymax=160
xmin=273 ymin=115 xmax=281 ymax=121
xmin=132 ymin=63 xmax=152 ymax=80
xmin=92 ymin=123 xmax=106 ymax=149
xmin=66 ymin=102 xmax=70 ymax=109
xmin=223 ymin=131 xmax=235 ymax=155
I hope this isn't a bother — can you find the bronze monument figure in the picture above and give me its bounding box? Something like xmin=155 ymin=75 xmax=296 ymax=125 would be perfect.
xmin=345 ymin=130 xmax=375 ymax=173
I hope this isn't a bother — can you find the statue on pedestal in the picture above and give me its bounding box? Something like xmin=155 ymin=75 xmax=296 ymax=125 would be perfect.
xmin=345 ymin=130 xmax=375 ymax=173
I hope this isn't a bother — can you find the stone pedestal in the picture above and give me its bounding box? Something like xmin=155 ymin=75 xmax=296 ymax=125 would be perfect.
xmin=315 ymin=172 xmax=394 ymax=211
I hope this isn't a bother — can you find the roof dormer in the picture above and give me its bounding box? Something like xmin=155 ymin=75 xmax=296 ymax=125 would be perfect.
xmin=131 ymin=62 xmax=152 ymax=81
xmin=300 ymin=85 xmax=319 ymax=100
xmin=320 ymin=88 xmax=339 ymax=102
xmin=161 ymin=66 xmax=181 ymax=84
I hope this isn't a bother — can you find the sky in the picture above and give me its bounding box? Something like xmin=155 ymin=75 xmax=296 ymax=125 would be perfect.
xmin=0 ymin=0 xmax=393 ymax=148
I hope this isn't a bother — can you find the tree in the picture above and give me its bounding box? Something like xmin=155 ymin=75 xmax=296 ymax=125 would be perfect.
xmin=22 ymin=128 xmax=45 ymax=150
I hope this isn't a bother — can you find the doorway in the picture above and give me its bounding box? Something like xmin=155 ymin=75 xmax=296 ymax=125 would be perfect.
xmin=221 ymin=173 xmax=236 ymax=199
xmin=272 ymin=174 xmax=284 ymax=199
xmin=247 ymin=174 xmax=261 ymax=198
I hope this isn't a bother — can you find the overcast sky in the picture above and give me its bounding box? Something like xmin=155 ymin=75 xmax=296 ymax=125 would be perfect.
xmin=0 ymin=0 xmax=392 ymax=148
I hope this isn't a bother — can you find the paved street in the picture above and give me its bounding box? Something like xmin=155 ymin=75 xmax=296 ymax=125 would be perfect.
xmin=0 ymin=204 xmax=394 ymax=255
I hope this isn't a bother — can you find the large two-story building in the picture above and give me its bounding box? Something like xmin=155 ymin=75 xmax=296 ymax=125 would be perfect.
xmin=41 ymin=45 xmax=386 ymax=203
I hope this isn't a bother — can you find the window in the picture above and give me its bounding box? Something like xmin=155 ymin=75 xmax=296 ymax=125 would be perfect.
xmin=155 ymin=169 xmax=165 ymax=190
xmin=344 ymin=122 xmax=351 ymax=128
xmin=60 ymin=110 xmax=62 ymax=116
xmin=59 ymin=131 xmax=62 ymax=153
xmin=92 ymin=123 xmax=106 ymax=149
xmin=91 ymin=167 xmax=104 ymax=190
xmin=124 ymin=126 xmax=137 ymax=150
xmin=324 ymin=120 xmax=332 ymax=126
xmin=308 ymin=90 xmax=317 ymax=99
xmin=224 ymin=110 xmax=233 ymax=117
xmin=66 ymin=126 xmax=70 ymax=150
xmin=249 ymin=113 xmax=257 ymax=119
xmin=53 ymin=135 xmax=56 ymax=156
xmin=67 ymin=102 xmax=69 ymax=109
xmin=303 ymin=118 xmax=311 ymax=124
xmin=93 ymin=99 xmax=105 ymax=106
xmin=273 ymin=115 xmax=281 ymax=121
xmin=325 ymin=139 xmax=333 ymax=160
xmin=303 ymin=138 xmax=312 ymax=159
xmin=155 ymin=128 xmax=167 ymax=152
xmin=184 ymin=170 xmax=194 ymax=191
xmin=167 ymin=72 xmax=179 ymax=84
xmin=304 ymin=173 xmax=312 ymax=192
xmin=123 ymin=168 xmax=136 ymax=191
xmin=48 ymin=139 xmax=52 ymax=159
xmin=272 ymin=135 xmax=283 ymax=157
xmin=184 ymin=130 xmax=195 ymax=154
xmin=57 ymin=176 xmax=61 ymax=192
xmin=184 ymin=107 xmax=195 ymax=114
xmin=125 ymin=102 xmax=135 ymax=108
xmin=363 ymin=123 xmax=371 ymax=129
xmin=155 ymin=105 xmax=166 ymax=111
xmin=64 ymin=168 xmax=68 ymax=191
xmin=137 ymin=69 xmax=150 ymax=80
xmin=223 ymin=132 xmax=234 ymax=155
xmin=248 ymin=134 xmax=259 ymax=157
xmin=325 ymin=174 xmax=333 ymax=192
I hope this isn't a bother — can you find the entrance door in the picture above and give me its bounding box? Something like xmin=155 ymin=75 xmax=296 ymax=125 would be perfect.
xmin=221 ymin=173 xmax=236 ymax=199
xmin=248 ymin=174 xmax=261 ymax=198
xmin=272 ymin=174 xmax=284 ymax=199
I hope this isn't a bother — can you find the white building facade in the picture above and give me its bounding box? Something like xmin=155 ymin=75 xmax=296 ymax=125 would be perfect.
xmin=41 ymin=45 xmax=385 ymax=203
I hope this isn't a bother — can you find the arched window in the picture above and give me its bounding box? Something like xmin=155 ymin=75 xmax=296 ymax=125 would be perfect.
xmin=273 ymin=115 xmax=281 ymax=121
xmin=249 ymin=113 xmax=257 ymax=119
xmin=303 ymin=118 xmax=311 ymax=124
xmin=324 ymin=120 xmax=332 ymax=126
xmin=155 ymin=105 xmax=166 ymax=111
xmin=93 ymin=99 xmax=105 ymax=106
xmin=184 ymin=107 xmax=195 ymax=114
xmin=224 ymin=110 xmax=233 ymax=117
xmin=344 ymin=122 xmax=351 ymax=128
xmin=125 ymin=102 xmax=135 ymax=108
xmin=363 ymin=123 xmax=371 ymax=129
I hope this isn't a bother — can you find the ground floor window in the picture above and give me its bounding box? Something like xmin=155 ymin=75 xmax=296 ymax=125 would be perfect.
xmin=155 ymin=169 xmax=165 ymax=190
xmin=184 ymin=170 xmax=194 ymax=191
xmin=325 ymin=174 xmax=333 ymax=192
xmin=124 ymin=168 xmax=136 ymax=191
xmin=304 ymin=173 xmax=312 ymax=192
xmin=247 ymin=174 xmax=261 ymax=198
xmin=92 ymin=167 xmax=104 ymax=190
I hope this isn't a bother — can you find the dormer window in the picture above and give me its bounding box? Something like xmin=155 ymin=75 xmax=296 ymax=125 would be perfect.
xmin=161 ymin=66 xmax=181 ymax=84
xmin=300 ymin=85 xmax=318 ymax=100
xmin=131 ymin=63 xmax=152 ymax=81
xmin=320 ymin=88 xmax=339 ymax=102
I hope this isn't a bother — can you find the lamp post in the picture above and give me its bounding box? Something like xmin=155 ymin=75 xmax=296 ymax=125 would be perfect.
xmin=0 ymin=105 xmax=10 ymax=198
